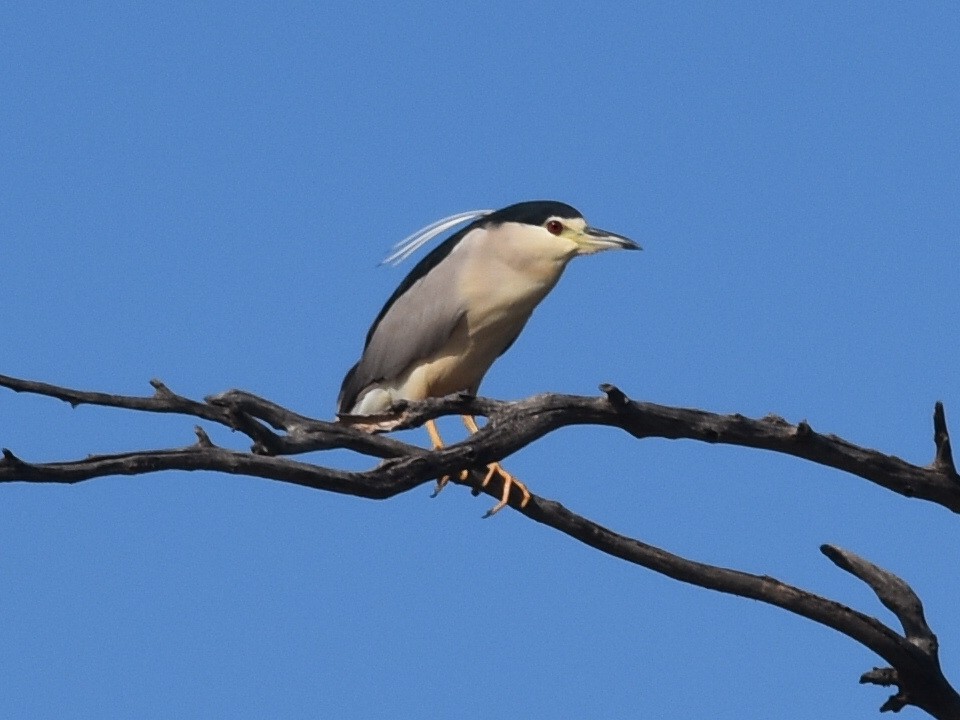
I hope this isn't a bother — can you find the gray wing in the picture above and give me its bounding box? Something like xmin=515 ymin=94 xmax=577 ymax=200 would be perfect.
xmin=337 ymin=238 xmax=469 ymax=413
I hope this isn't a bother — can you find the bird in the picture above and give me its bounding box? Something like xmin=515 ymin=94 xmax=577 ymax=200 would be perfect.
xmin=337 ymin=200 xmax=640 ymax=515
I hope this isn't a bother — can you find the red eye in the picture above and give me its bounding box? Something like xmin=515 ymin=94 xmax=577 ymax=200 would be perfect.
xmin=546 ymin=220 xmax=563 ymax=235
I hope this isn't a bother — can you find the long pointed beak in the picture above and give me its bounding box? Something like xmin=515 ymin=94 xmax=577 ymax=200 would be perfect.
xmin=577 ymin=225 xmax=642 ymax=254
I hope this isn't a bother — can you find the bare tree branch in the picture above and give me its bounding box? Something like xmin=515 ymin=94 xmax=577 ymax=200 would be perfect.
xmin=820 ymin=546 xmax=956 ymax=715
xmin=933 ymin=402 xmax=957 ymax=477
xmin=5 ymin=374 xmax=956 ymax=511
xmin=1 ymin=372 xmax=959 ymax=716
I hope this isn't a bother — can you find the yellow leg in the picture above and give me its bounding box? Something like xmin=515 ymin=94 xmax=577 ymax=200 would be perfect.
xmin=461 ymin=414 xmax=481 ymax=434
xmin=425 ymin=419 xmax=444 ymax=450
xmin=461 ymin=415 xmax=532 ymax=517
xmin=427 ymin=419 xmax=450 ymax=497
xmin=427 ymin=419 xmax=468 ymax=498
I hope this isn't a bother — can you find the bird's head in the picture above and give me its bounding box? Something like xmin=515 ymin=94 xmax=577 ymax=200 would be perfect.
xmin=382 ymin=200 xmax=640 ymax=267
xmin=480 ymin=200 xmax=641 ymax=258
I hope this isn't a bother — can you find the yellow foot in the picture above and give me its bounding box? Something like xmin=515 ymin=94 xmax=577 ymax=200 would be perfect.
xmin=426 ymin=416 xmax=531 ymax=514
xmin=480 ymin=462 xmax=531 ymax=518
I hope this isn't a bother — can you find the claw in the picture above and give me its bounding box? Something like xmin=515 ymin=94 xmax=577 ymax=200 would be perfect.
xmin=431 ymin=468 xmax=469 ymax=498
xmin=431 ymin=476 xmax=449 ymax=498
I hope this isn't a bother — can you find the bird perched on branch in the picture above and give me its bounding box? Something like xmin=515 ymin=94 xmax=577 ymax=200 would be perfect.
xmin=338 ymin=200 xmax=640 ymax=515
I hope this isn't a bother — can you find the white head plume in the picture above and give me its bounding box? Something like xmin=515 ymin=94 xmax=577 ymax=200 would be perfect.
xmin=381 ymin=209 xmax=493 ymax=266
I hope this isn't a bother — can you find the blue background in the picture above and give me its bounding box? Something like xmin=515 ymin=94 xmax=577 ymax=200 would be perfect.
xmin=2 ymin=3 xmax=958 ymax=718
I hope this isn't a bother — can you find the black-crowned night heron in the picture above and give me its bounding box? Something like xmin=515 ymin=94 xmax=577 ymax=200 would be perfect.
xmin=338 ymin=200 xmax=639 ymax=515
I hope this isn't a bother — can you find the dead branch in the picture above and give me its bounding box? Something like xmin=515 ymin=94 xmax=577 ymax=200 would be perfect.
xmin=1 ymin=373 xmax=958 ymax=716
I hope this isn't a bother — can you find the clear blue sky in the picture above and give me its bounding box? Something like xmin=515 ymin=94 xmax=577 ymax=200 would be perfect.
xmin=2 ymin=3 xmax=958 ymax=718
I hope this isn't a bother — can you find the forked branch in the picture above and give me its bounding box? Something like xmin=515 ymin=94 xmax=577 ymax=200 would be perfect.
xmin=1 ymin=373 xmax=958 ymax=716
